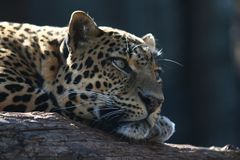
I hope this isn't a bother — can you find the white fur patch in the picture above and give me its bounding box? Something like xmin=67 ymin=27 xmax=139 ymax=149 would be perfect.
xmin=156 ymin=116 xmax=175 ymax=142
xmin=116 ymin=115 xmax=175 ymax=142
xmin=116 ymin=122 xmax=150 ymax=140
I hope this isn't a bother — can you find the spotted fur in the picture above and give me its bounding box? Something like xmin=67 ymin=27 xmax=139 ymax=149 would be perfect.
xmin=0 ymin=11 xmax=175 ymax=142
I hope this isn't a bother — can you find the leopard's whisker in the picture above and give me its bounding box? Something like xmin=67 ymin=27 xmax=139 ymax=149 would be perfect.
xmin=92 ymin=109 xmax=125 ymax=125
xmin=157 ymin=58 xmax=183 ymax=67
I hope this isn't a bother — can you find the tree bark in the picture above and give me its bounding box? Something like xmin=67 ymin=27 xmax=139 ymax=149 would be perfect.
xmin=0 ymin=112 xmax=239 ymax=160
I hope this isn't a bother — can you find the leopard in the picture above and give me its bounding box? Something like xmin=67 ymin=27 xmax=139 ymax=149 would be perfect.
xmin=0 ymin=10 xmax=175 ymax=142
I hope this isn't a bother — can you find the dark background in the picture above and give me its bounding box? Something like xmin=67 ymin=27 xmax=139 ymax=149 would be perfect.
xmin=0 ymin=0 xmax=239 ymax=147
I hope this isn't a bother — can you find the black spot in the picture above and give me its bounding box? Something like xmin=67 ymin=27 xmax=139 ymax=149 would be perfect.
xmin=94 ymin=45 xmax=99 ymax=49
xmin=25 ymin=51 xmax=31 ymax=59
xmin=34 ymin=103 xmax=49 ymax=111
xmin=80 ymin=93 xmax=88 ymax=100
xmin=64 ymin=72 xmax=73 ymax=84
xmin=27 ymin=87 xmax=35 ymax=92
xmin=108 ymin=32 xmax=114 ymax=36
xmin=3 ymin=37 xmax=9 ymax=41
xmin=57 ymin=85 xmax=64 ymax=94
xmin=3 ymin=104 xmax=27 ymax=112
xmin=107 ymin=48 xmax=114 ymax=52
xmin=97 ymin=52 xmax=103 ymax=59
xmin=64 ymin=66 xmax=69 ymax=72
xmin=103 ymin=82 xmax=108 ymax=87
xmin=35 ymin=73 xmax=44 ymax=88
xmin=41 ymin=54 xmax=46 ymax=60
xmin=49 ymin=92 xmax=60 ymax=109
xmin=35 ymin=93 xmax=49 ymax=105
xmin=3 ymin=69 xmax=15 ymax=75
xmin=89 ymin=72 xmax=95 ymax=78
xmin=0 ymin=92 xmax=8 ymax=102
xmin=65 ymin=101 xmax=75 ymax=111
xmin=109 ymin=42 xmax=116 ymax=47
xmin=71 ymin=63 xmax=78 ymax=70
xmin=68 ymin=92 xmax=77 ymax=101
xmin=0 ymin=73 xmax=8 ymax=77
xmin=5 ymin=84 xmax=24 ymax=93
xmin=114 ymin=47 xmax=120 ymax=51
xmin=83 ymin=71 xmax=89 ymax=78
xmin=87 ymin=107 xmax=94 ymax=112
xmin=48 ymin=39 xmax=59 ymax=46
xmin=47 ymin=31 xmax=53 ymax=36
xmin=24 ymin=28 xmax=31 ymax=33
xmin=16 ymin=77 xmax=24 ymax=83
xmin=20 ymin=70 xmax=30 ymax=76
xmin=77 ymin=63 xmax=83 ymax=70
xmin=30 ymin=62 xmax=36 ymax=68
xmin=85 ymin=83 xmax=93 ymax=90
xmin=13 ymin=24 xmax=23 ymax=30
xmin=72 ymin=57 xmax=78 ymax=62
xmin=0 ymin=78 xmax=6 ymax=83
xmin=13 ymin=94 xmax=32 ymax=102
xmin=50 ymin=65 xmax=56 ymax=71
xmin=96 ymin=31 xmax=104 ymax=37
xmin=85 ymin=57 xmax=94 ymax=68
xmin=3 ymin=61 xmax=12 ymax=66
xmin=25 ymin=78 xmax=33 ymax=85
xmin=93 ymin=65 xmax=99 ymax=73
xmin=88 ymin=49 xmax=93 ymax=54
xmin=95 ymin=81 xmax=101 ymax=89
xmin=73 ymin=75 xmax=82 ymax=84
xmin=101 ymin=37 xmax=106 ymax=41
xmin=101 ymin=60 xmax=106 ymax=67
xmin=103 ymin=40 xmax=110 ymax=45
xmin=7 ymin=77 xmax=15 ymax=81
xmin=114 ymin=35 xmax=121 ymax=39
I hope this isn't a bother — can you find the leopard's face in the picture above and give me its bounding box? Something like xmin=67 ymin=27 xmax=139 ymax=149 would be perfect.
xmin=55 ymin=11 xmax=171 ymax=140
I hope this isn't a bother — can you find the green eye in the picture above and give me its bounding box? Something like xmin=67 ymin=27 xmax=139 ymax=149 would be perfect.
xmin=112 ymin=59 xmax=125 ymax=69
xmin=111 ymin=58 xmax=132 ymax=74
xmin=155 ymin=69 xmax=163 ymax=81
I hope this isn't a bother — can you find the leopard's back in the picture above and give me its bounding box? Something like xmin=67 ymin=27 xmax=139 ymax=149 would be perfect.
xmin=0 ymin=22 xmax=65 ymax=111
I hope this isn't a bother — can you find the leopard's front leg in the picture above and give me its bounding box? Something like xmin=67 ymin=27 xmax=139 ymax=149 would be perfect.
xmin=148 ymin=116 xmax=175 ymax=142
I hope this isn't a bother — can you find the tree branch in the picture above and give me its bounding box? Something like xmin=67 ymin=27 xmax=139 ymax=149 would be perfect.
xmin=0 ymin=112 xmax=239 ymax=160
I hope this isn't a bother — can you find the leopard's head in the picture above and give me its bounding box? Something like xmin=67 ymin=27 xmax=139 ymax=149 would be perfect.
xmin=56 ymin=11 xmax=172 ymax=141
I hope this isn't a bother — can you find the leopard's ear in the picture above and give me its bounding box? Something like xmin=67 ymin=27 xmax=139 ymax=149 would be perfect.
xmin=142 ymin=33 xmax=156 ymax=49
xmin=68 ymin=11 xmax=103 ymax=51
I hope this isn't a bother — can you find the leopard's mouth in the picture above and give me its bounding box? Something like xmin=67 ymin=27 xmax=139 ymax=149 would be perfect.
xmin=89 ymin=106 xmax=175 ymax=142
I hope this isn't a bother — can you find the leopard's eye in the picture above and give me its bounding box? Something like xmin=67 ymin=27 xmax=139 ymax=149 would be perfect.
xmin=111 ymin=58 xmax=132 ymax=74
xmin=155 ymin=69 xmax=163 ymax=82
xmin=113 ymin=59 xmax=125 ymax=69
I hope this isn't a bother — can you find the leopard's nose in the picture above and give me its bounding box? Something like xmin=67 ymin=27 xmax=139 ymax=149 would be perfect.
xmin=138 ymin=91 xmax=163 ymax=114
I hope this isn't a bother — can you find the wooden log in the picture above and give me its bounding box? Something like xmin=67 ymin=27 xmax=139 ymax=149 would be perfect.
xmin=0 ymin=112 xmax=239 ymax=160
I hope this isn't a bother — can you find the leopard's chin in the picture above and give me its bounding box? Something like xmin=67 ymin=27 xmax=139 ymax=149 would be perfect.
xmin=115 ymin=116 xmax=175 ymax=142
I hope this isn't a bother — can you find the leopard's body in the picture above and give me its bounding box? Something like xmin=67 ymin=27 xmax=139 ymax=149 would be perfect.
xmin=0 ymin=11 xmax=174 ymax=142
